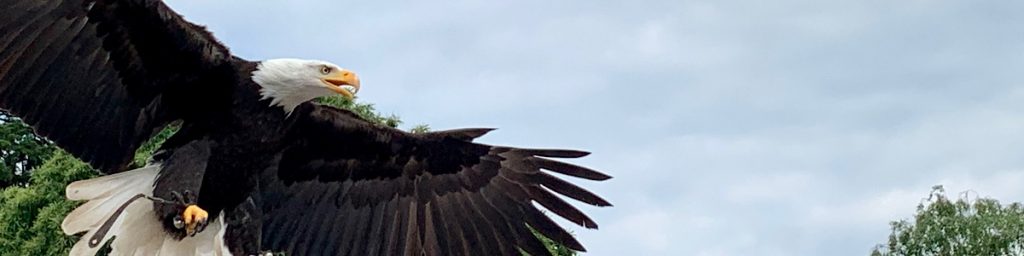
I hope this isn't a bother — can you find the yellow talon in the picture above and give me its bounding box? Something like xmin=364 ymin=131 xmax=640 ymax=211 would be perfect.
xmin=183 ymin=205 xmax=209 ymax=236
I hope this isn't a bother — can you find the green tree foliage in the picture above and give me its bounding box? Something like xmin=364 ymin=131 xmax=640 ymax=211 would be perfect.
xmin=0 ymin=97 xmax=574 ymax=255
xmin=0 ymin=111 xmax=55 ymax=188
xmin=0 ymin=151 xmax=97 ymax=255
xmin=317 ymin=96 xmax=402 ymax=128
xmin=871 ymin=186 xmax=1024 ymax=256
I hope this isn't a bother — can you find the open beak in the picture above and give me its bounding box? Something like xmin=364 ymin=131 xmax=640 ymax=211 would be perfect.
xmin=322 ymin=70 xmax=361 ymax=99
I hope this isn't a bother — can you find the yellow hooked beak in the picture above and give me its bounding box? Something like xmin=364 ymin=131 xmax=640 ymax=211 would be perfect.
xmin=322 ymin=70 xmax=361 ymax=99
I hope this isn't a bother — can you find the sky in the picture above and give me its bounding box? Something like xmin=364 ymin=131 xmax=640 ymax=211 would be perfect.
xmin=164 ymin=1 xmax=1024 ymax=255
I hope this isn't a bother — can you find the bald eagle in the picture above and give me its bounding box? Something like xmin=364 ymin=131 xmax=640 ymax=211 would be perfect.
xmin=0 ymin=0 xmax=611 ymax=255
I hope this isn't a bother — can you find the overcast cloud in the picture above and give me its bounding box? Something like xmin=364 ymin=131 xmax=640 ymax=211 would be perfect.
xmin=164 ymin=1 xmax=1024 ymax=255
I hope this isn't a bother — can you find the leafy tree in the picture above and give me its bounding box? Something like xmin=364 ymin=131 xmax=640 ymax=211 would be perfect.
xmin=316 ymin=97 xmax=430 ymax=133
xmin=317 ymin=96 xmax=403 ymax=128
xmin=0 ymin=151 xmax=98 ymax=255
xmin=0 ymin=97 xmax=575 ymax=255
xmin=0 ymin=111 xmax=55 ymax=188
xmin=871 ymin=185 xmax=1024 ymax=256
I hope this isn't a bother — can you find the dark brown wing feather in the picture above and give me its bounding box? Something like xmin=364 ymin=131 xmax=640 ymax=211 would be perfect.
xmin=0 ymin=0 xmax=231 ymax=172
xmin=259 ymin=103 xmax=612 ymax=256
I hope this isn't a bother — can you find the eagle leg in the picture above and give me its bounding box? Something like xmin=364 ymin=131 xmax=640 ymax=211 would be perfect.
xmin=152 ymin=140 xmax=214 ymax=238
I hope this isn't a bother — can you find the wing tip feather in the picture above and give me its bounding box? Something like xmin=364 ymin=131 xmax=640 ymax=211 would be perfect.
xmin=521 ymin=149 xmax=590 ymax=158
xmin=434 ymin=128 xmax=497 ymax=141
xmin=529 ymin=157 xmax=612 ymax=181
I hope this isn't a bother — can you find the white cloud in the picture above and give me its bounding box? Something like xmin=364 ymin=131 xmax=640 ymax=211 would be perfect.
xmin=725 ymin=173 xmax=818 ymax=203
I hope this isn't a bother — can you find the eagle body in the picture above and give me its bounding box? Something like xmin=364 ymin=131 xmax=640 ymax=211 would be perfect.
xmin=0 ymin=1 xmax=612 ymax=255
xmin=155 ymin=60 xmax=281 ymax=214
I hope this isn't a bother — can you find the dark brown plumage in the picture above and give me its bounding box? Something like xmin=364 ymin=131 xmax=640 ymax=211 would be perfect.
xmin=0 ymin=1 xmax=611 ymax=255
xmin=0 ymin=0 xmax=230 ymax=171
xmin=260 ymin=104 xmax=611 ymax=255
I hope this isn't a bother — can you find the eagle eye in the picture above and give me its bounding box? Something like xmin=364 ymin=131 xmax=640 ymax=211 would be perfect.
xmin=320 ymin=65 xmax=332 ymax=75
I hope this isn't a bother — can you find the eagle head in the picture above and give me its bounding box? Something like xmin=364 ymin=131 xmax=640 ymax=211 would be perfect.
xmin=252 ymin=58 xmax=361 ymax=113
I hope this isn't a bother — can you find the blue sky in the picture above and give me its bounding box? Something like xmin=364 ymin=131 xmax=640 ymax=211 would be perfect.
xmin=165 ymin=1 xmax=1024 ymax=255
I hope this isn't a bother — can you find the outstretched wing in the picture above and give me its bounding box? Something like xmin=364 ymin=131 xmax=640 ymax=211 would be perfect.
xmin=0 ymin=0 xmax=232 ymax=172
xmin=259 ymin=103 xmax=612 ymax=256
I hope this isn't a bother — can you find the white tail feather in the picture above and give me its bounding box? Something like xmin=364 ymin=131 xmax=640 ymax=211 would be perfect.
xmin=63 ymin=164 xmax=232 ymax=256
